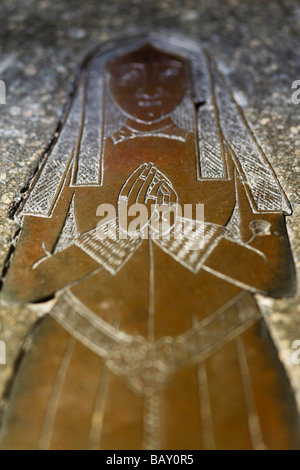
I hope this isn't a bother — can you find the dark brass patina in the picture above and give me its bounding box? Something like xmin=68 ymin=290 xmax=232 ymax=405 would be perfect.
xmin=0 ymin=34 xmax=299 ymax=450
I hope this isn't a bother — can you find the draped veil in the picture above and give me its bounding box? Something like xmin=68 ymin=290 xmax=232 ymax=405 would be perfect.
xmin=19 ymin=34 xmax=291 ymax=219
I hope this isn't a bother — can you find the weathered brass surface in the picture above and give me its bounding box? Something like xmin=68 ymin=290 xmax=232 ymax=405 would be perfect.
xmin=0 ymin=35 xmax=299 ymax=450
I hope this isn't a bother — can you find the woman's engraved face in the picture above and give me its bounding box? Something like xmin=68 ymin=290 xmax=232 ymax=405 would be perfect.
xmin=108 ymin=45 xmax=186 ymax=122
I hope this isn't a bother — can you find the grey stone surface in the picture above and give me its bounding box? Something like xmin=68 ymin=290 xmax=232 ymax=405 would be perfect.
xmin=0 ymin=0 xmax=300 ymax=415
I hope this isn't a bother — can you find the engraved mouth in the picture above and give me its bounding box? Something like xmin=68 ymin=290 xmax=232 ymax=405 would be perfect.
xmin=138 ymin=99 xmax=163 ymax=108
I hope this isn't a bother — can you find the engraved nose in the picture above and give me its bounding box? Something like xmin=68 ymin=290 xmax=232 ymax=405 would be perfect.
xmin=135 ymin=64 xmax=163 ymax=99
xmin=136 ymin=87 xmax=163 ymax=100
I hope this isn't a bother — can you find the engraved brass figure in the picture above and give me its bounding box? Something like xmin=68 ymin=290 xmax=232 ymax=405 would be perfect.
xmin=0 ymin=35 xmax=299 ymax=450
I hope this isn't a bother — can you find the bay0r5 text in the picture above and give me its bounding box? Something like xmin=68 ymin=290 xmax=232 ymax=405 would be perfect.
xmin=149 ymin=455 xmax=194 ymax=465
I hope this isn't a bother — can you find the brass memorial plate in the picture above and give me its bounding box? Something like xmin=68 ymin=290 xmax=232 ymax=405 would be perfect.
xmin=0 ymin=34 xmax=299 ymax=450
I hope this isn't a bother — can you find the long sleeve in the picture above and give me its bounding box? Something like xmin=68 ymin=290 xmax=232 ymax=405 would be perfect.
xmin=202 ymin=170 xmax=296 ymax=297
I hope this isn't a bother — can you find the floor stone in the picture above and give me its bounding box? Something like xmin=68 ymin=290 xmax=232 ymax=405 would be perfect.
xmin=0 ymin=0 xmax=300 ymax=421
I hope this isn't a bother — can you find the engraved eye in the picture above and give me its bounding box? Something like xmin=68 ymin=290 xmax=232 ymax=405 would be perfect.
xmin=119 ymin=69 xmax=142 ymax=85
xmin=159 ymin=67 xmax=180 ymax=80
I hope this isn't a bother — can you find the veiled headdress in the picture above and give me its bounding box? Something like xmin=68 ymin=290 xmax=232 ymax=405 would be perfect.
xmin=20 ymin=33 xmax=291 ymax=218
